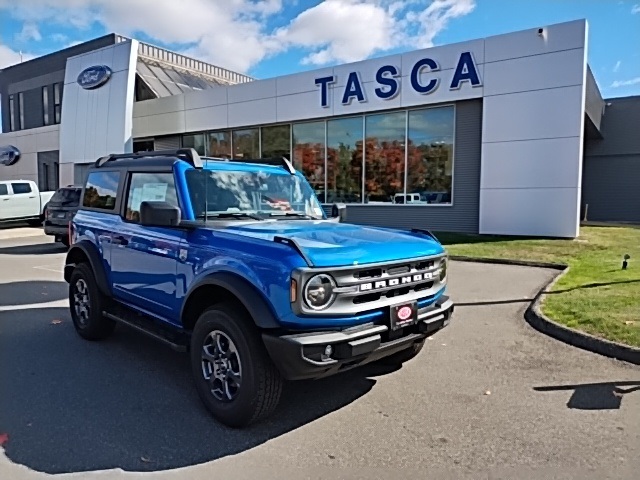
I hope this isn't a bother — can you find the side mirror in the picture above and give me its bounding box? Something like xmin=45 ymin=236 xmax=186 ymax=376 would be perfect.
xmin=331 ymin=203 xmax=347 ymax=222
xmin=139 ymin=201 xmax=181 ymax=227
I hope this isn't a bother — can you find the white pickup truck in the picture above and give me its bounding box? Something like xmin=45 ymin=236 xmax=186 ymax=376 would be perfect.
xmin=0 ymin=180 xmax=55 ymax=225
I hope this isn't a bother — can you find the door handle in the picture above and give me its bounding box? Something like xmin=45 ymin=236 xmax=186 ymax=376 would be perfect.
xmin=28 ymin=196 xmax=36 ymax=198
xmin=113 ymin=235 xmax=129 ymax=246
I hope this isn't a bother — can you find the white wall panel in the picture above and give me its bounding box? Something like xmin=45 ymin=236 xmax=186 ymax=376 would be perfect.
xmin=276 ymin=90 xmax=332 ymax=122
xmin=183 ymin=87 xmax=228 ymax=110
xmin=227 ymin=98 xmax=277 ymax=127
xmin=400 ymin=74 xmax=483 ymax=108
xmin=482 ymin=85 xmax=584 ymax=143
xmin=36 ymin=129 xmax=60 ymax=152
xmin=185 ymin=105 xmax=228 ymax=132
xmin=479 ymin=188 xmax=579 ymax=237
xmin=276 ymin=68 xmax=334 ymax=96
xmin=227 ymin=78 xmax=276 ymax=104
xmin=134 ymin=94 xmax=185 ymax=117
xmin=332 ymin=80 xmax=403 ymax=116
xmin=133 ymin=111 xmax=185 ymax=138
xmin=481 ymin=138 xmax=581 ymax=189
xmin=401 ymin=39 xmax=485 ymax=73
xmin=332 ymin=53 xmax=401 ymax=88
xmin=483 ymin=48 xmax=585 ymax=97
xmin=484 ymin=19 xmax=586 ymax=63
xmin=59 ymin=163 xmax=74 ymax=187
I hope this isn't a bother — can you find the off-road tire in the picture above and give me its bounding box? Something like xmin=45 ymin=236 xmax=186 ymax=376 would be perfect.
xmin=69 ymin=263 xmax=115 ymax=340
xmin=377 ymin=339 xmax=426 ymax=365
xmin=190 ymin=302 xmax=283 ymax=428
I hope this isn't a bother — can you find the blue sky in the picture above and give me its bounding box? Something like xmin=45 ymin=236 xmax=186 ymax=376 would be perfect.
xmin=0 ymin=0 xmax=639 ymax=98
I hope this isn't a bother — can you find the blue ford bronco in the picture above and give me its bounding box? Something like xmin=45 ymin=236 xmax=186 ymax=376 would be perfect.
xmin=64 ymin=148 xmax=453 ymax=427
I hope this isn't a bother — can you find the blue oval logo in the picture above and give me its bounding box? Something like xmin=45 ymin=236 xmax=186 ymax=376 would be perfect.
xmin=77 ymin=65 xmax=112 ymax=90
xmin=0 ymin=145 xmax=21 ymax=166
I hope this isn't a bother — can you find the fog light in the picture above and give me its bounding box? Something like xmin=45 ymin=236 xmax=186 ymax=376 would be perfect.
xmin=324 ymin=345 xmax=333 ymax=357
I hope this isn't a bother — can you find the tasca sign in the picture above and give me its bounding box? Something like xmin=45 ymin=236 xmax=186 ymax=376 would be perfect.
xmin=315 ymin=51 xmax=481 ymax=107
xmin=77 ymin=65 xmax=112 ymax=90
xmin=0 ymin=145 xmax=21 ymax=166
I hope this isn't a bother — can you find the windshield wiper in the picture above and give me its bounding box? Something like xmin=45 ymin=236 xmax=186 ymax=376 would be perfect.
xmin=199 ymin=212 xmax=264 ymax=220
xmin=265 ymin=212 xmax=319 ymax=220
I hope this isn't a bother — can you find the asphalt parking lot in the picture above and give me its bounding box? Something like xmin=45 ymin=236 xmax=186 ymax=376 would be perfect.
xmin=0 ymin=230 xmax=638 ymax=480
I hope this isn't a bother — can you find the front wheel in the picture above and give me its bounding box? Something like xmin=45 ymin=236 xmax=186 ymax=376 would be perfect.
xmin=190 ymin=302 xmax=283 ymax=428
xmin=69 ymin=263 xmax=115 ymax=340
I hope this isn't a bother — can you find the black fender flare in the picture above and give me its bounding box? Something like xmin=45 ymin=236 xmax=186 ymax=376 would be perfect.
xmin=181 ymin=272 xmax=280 ymax=330
xmin=64 ymin=241 xmax=112 ymax=297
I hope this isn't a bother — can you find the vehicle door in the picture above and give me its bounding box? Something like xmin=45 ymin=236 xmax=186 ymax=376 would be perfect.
xmin=0 ymin=183 xmax=11 ymax=219
xmin=10 ymin=182 xmax=39 ymax=217
xmin=110 ymin=170 xmax=185 ymax=321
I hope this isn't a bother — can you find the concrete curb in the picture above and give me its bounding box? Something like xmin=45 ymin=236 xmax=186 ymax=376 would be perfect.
xmin=452 ymin=256 xmax=640 ymax=365
xmin=450 ymin=255 xmax=566 ymax=270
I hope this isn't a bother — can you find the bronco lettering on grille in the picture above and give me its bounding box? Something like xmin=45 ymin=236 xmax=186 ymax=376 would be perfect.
xmin=359 ymin=269 xmax=438 ymax=292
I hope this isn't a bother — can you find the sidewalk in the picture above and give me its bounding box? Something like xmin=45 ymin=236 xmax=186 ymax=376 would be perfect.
xmin=0 ymin=227 xmax=46 ymax=241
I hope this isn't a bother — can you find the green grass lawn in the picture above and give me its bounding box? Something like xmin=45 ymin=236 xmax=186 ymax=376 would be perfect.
xmin=436 ymin=226 xmax=640 ymax=347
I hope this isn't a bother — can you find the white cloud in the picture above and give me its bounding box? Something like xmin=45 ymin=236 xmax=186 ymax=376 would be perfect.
xmin=613 ymin=60 xmax=621 ymax=72
xmin=610 ymin=77 xmax=640 ymax=88
xmin=0 ymin=0 xmax=476 ymax=72
xmin=51 ymin=33 xmax=69 ymax=43
xmin=632 ymin=4 xmax=640 ymax=14
xmin=0 ymin=43 xmax=34 ymax=68
xmin=16 ymin=23 xmax=42 ymax=42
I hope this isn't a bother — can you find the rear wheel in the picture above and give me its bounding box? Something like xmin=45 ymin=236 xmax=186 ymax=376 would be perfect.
xmin=69 ymin=263 xmax=115 ymax=340
xmin=190 ymin=302 xmax=283 ymax=428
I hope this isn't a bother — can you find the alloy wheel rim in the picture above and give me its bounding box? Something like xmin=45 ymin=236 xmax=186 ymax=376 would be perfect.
xmin=73 ymin=278 xmax=90 ymax=326
xmin=201 ymin=330 xmax=242 ymax=402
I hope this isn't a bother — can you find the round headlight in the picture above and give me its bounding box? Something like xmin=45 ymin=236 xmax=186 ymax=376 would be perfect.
xmin=304 ymin=274 xmax=336 ymax=310
xmin=439 ymin=257 xmax=448 ymax=281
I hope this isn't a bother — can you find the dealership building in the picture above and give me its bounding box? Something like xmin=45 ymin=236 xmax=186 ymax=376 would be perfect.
xmin=0 ymin=18 xmax=638 ymax=238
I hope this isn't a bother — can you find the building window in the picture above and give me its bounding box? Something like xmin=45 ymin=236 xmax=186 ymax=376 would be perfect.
xmin=8 ymin=95 xmax=15 ymax=131
xmin=182 ymin=133 xmax=206 ymax=155
xmin=53 ymin=83 xmax=62 ymax=124
xmin=292 ymin=121 xmax=325 ymax=200
xmin=18 ymin=92 xmax=24 ymax=130
xmin=327 ymin=117 xmax=363 ymax=204
xmin=43 ymin=87 xmax=50 ymax=126
xmin=261 ymin=124 xmax=291 ymax=159
xmin=232 ymin=128 xmax=259 ymax=159
xmin=364 ymin=111 xmax=406 ymax=203
xmin=83 ymin=171 xmax=121 ymax=210
xmin=207 ymin=131 xmax=232 ymax=158
xmin=406 ymin=106 xmax=455 ymax=205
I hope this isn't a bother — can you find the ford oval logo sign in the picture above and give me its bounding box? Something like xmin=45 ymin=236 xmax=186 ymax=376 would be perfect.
xmin=0 ymin=145 xmax=21 ymax=166
xmin=77 ymin=65 xmax=112 ymax=90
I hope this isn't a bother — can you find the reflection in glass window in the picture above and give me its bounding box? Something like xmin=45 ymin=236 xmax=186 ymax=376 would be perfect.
xmin=407 ymin=107 xmax=454 ymax=205
xmin=327 ymin=117 xmax=363 ymax=204
xmin=207 ymin=131 xmax=232 ymax=158
xmin=364 ymin=112 xmax=405 ymax=203
xmin=83 ymin=171 xmax=120 ymax=210
xmin=42 ymin=87 xmax=50 ymax=126
xmin=184 ymin=169 xmax=325 ymax=219
xmin=182 ymin=133 xmax=206 ymax=156
xmin=232 ymin=128 xmax=259 ymax=159
xmin=261 ymin=125 xmax=291 ymax=159
xmin=125 ymin=173 xmax=178 ymax=223
xmin=293 ymin=121 xmax=325 ymax=201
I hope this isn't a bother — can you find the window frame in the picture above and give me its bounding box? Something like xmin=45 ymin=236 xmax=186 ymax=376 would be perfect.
xmin=81 ymin=170 xmax=124 ymax=213
xmin=8 ymin=95 xmax=15 ymax=132
xmin=122 ymin=170 xmax=181 ymax=224
xmin=11 ymin=182 xmax=32 ymax=194
xmin=42 ymin=86 xmax=50 ymax=126
xmin=53 ymin=83 xmax=62 ymax=124
xmin=18 ymin=92 xmax=24 ymax=130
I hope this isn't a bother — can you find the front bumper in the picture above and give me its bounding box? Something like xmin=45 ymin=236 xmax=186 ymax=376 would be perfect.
xmin=262 ymin=296 xmax=453 ymax=381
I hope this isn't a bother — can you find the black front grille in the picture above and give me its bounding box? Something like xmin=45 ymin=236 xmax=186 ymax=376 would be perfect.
xmin=355 ymin=268 xmax=383 ymax=280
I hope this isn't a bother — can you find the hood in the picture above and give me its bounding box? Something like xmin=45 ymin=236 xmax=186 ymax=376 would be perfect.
xmin=221 ymin=220 xmax=444 ymax=267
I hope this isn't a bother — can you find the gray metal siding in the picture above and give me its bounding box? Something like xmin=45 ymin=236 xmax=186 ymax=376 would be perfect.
xmin=37 ymin=151 xmax=60 ymax=191
xmin=22 ymin=87 xmax=45 ymax=130
xmin=154 ymin=135 xmax=181 ymax=150
xmin=339 ymin=99 xmax=482 ymax=233
xmin=582 ymin=155 xmax=640 ymax=223
xmin=583 ymin=96 xmax=640 ymax=223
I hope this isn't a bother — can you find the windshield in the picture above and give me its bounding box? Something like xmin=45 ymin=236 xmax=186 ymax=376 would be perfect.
xmin=50 ymin=188 xmax=81 ymax=205
xmin=185 ymin=169 xmax=325 ymax=220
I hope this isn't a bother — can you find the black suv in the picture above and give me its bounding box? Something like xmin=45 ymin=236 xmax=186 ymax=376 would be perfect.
xmin=44 ymin=186 xmax=82 ymax=247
